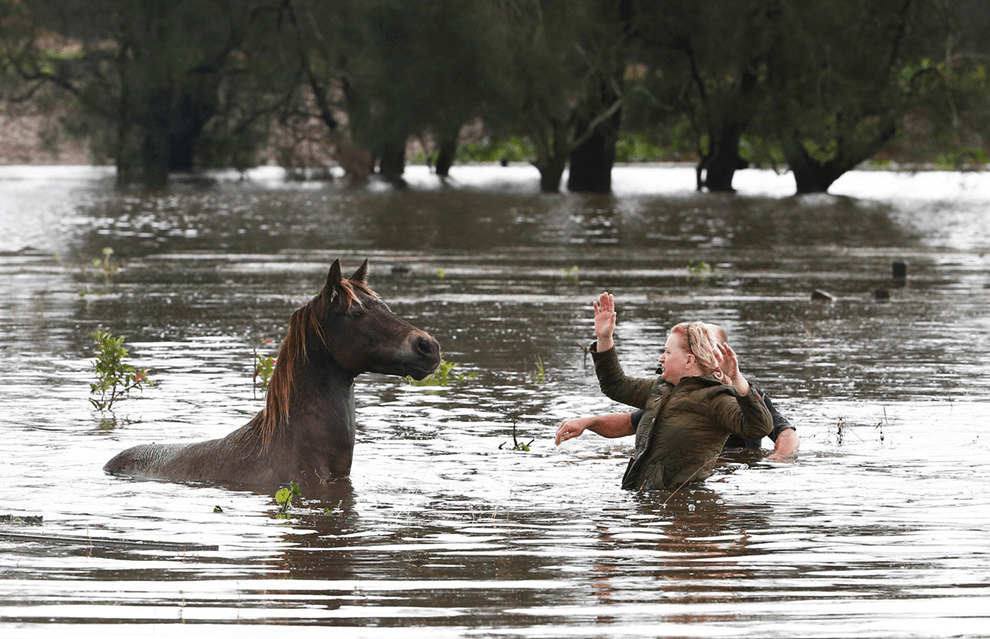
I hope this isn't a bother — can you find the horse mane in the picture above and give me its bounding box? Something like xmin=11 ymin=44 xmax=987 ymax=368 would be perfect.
xmin=244 ymin=276 xmax=378 ymax=450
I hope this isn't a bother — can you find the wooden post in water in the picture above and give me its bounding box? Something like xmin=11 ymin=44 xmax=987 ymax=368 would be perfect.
xmin=892 ymin=260 xmax=908 ymax=287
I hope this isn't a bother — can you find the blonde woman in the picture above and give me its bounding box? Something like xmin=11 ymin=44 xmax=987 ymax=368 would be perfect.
xmin=556 ymin=292 xmax=772 ymax=490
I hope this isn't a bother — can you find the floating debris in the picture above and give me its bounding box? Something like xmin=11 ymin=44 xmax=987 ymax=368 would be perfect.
xmin=811 ymin=289 xmax=836 ymax=303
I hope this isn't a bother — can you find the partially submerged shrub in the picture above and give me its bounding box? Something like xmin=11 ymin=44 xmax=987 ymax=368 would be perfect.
xmin=89 ymin=329 xmax=152 ymax=413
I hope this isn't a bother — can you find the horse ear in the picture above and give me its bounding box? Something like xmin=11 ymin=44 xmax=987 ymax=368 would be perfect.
xmin=349 ymin=259 xmax=369 ymax=283
xmin=324 ymin=260 xmax=342 ymax=300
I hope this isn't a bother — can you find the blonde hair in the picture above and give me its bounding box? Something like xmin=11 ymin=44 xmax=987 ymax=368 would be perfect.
xmin=672 ymin=322 xmax=729 ymax=384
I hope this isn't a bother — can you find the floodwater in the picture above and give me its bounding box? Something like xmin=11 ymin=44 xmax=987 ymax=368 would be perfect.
xmin=1 ymin=164 xmax=989 ymax=638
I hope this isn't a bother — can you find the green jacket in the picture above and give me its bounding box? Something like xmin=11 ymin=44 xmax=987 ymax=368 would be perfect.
xmin=592 ymin=345 xmax=773 ymax=491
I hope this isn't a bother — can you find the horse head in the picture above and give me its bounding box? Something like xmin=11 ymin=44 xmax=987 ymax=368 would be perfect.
xmin=312 ymin=259 xmax=441 ymax=380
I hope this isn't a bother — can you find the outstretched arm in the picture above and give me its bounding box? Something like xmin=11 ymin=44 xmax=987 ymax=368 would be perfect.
xmin=555 ymin=412 xmax=635 ymax=445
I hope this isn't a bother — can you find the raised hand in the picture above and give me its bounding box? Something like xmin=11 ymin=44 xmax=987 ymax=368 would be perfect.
xmin=593 ymin=292 xmax=616 ymax=351
xmin=714 ymin=342 xmax=751 ymax=396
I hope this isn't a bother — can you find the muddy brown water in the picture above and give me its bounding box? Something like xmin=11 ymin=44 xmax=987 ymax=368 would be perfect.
xmin=1 ymin=165 xmax=989 ymax=637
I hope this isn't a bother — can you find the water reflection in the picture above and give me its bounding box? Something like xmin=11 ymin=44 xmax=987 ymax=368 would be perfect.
xmin=1 ymin=166 xmax=989 ymax=636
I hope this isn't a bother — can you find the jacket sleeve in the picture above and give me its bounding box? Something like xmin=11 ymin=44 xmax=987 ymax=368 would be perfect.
xmin=760 ymin=391 xmax=795 ymax=442
xmin=708 ymin=388 xmax=773 ymax=441
xmin=591 ymin=344 xmax=655 ymax=410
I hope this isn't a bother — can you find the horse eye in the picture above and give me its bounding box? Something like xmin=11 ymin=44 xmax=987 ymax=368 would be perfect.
xmin=350 ymin=309 xmax=366 ymax=320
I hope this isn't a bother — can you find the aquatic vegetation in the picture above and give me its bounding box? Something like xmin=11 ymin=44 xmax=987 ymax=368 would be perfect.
xmin=253 ymin=336 xmax=276 ymax=398
xmin=406 ymin=357 xmax=476 ymax=386
xmin=89 ymin=330 xmax=152 ymax=414
xmin=499 ymin=422 xmax=534 ymax=452
xmin=560 ymin=265 xmax=579 ymax=281
xmin=66 ymin=246 xmax=121 ymax=296
xmin=833 ymin=418 xmax=846 ymax=445
xmin=686 ymin=260 xmax=714 ymax=277
xmin=686 ymin=260 xmax=715 ymax=283
xmin=91 ymin=247 xmax=120 ymax=281
xmin=275 ymin=482 xmax=302 ymax=519
xmin=531 ymin=356 xmax=546 ymax=385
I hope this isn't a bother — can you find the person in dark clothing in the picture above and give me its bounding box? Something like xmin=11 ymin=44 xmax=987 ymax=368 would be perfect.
xmin=556 ymin=292 xmax=798 ymax=469
xmin=556 ymin=293 xmax=776 ymax=490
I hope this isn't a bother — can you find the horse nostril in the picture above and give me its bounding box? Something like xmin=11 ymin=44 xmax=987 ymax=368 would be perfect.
xmin=413 ymin=334 xmax=437 ymax=357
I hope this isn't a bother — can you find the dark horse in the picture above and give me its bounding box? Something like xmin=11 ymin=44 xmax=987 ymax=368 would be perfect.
xmin=103 ymin=259 xmax=441 ymax=487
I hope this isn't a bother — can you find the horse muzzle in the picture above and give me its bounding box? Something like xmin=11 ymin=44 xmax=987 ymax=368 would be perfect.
xmin=403 ymin=332 xmax=442 ymax=380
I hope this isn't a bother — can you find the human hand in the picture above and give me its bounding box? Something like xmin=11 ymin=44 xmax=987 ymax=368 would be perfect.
xmin=593 ymin=292 xmax=616 ymax=350
xmin=714 ymin=342 xmax=750 ymax=396
xmin=555 ymin=418 xmax=589 ymax=446
xmin=766 ymin=429 xmax=799 ymax=461
xmin=714 ymin=342 xmax=739 ymax=379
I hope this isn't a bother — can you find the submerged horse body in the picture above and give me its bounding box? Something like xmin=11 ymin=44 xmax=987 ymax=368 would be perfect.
xmin=103 ymin=259 xmax=441 ymax=487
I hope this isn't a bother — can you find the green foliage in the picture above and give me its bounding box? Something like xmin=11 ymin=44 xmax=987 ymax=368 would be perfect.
xmin=406 ymin=357 xmax=477 ymax=386
xmin=457 ymin=137 xmax=535 ymax=163
xmin=89 ymin=330 xmax=152 ymax=414
xmin=560 ymin=266 xmax=579 ymax=281
xmin=253 ymin=336 xmax=276 ymax=398
xmin=686 ymin=260 xmax=715 ymax=283
xmin=274 ymin=482 xmax=302 ymax=519
xmin=92 ymin=247 xmax=119 ymax=279
xmin=935 ymin=147 xmax=987 ymax=169
xmin=75 ymin=247 xmax=120 ymax=296
xmin=531 ymin=356 xmax=546 ymax=385
xmin=739 ymin=135 xmax=786 ymax=168
xmin=5 ymin=0 xmax=986 ymax=191
xmin=614 ymin=133 xmax=668 ymax=162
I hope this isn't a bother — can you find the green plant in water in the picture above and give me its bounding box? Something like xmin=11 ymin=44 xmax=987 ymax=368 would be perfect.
xmin=77 ymin=247 xmax=121 ymax=296
xmin=686 ymin=260 xmax=715 ymax=282
xmin=253 ymin=336 xmax=276 ymax=398
xmin=560 ymin=265 xmax=579 ymax=281
xmin=89 ymin=329 xmax=152 ymax=414
xmin=531 ymin=356 xmax=546 ymax=385
xmin=499 ymin=422 xmax=534 ymax=452
xmin=436 ymin=267 xmax=447 ymax=279
xmin=94 ymin=247 xmax=119 ymax=280
xmin=275 ymin=482 xmax=302 ymax=519
xmin=406 ymin=357 xmax=477 ymax=386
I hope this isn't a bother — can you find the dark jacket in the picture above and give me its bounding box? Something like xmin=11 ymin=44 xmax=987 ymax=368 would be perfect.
xmin=592 ymin=345 xmax=773 ymax=490
xmin=633 ymin=390 xmax=794 ymax=448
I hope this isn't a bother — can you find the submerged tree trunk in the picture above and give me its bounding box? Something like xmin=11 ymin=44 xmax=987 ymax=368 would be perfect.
xmin=533 ymin=121 xmax=570 ymax=193
xmin=121 ymin=81 xmax=219 ymax=189
xmin=434 ymin=133 xmax=458 ymax=178
xmin=537 ymin=156 xmax=568 ymax=193
xmin=378 ymin=138 xmax=407 ymax=186
xmin=701 ymin=125 xmax=745 ymax=192
xmin=140 ymin=132 xmax=170 ymax=189
xmin=567 ymin=78 xmax=622 ymax=193
xmin=568 ymin=0 xmax=630 ymax=194
xmin=783 ymin=140 xmax=845 ymax=193
xmin=141 ymin=91 xmax=171 ymax=189
xmin=567 ymin=121 xmax=617 ymax=193
xmin=783 ymin=117 xmax=896 ymax=194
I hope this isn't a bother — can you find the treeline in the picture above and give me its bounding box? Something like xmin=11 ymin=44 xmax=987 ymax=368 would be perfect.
xmin=1 ymin=0 xmax=987 ymax=194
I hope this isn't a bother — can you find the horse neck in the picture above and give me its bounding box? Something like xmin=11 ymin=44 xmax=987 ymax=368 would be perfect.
xmin=288 ymin=358 xmax=357 ymax=437
xmin=250 ymin=350 xmax=357 ymax=451
xmin=284 ymin=359 xmax=359 ymax=479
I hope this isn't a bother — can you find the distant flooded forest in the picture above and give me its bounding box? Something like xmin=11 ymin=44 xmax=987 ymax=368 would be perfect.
xmin=1 ymin=0 xmax=988 ymax=193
